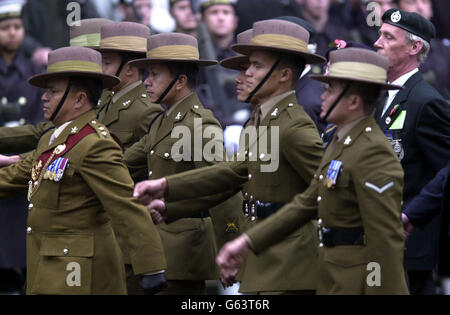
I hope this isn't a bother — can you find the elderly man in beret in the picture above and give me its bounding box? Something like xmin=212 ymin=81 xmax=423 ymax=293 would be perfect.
xmin=0 ymin=46 xmax=167 ymax=295
xmin=373 ymin=8 xmax=450 ymax=295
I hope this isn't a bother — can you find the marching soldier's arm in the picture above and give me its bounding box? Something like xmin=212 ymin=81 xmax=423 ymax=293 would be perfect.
xmin=124 ymin=134 xmax=149 ymax=182
xmin=165 ymin=188 xmax=241 ymax=222
xmin=80 ymin=137 xmax=166 ymax=275
xmin=281 ymin=117 xmax=323 ymax=183
xmin=0 ymin=151 xmax=35 ymax=199
xmin=165 ymin=160 xmax=248 ymax=202
xmin=245 ymin=179 xmax=319 ymax=254
xmin=165 ymin=118 xmax=248 ymax=202
xmin=165 ymin=120 xmax=245 ymax=224
xmin=0 ymin=121 xmax=53 ymax=154
xmin=354 ymin=142 xmax=406 ymax=294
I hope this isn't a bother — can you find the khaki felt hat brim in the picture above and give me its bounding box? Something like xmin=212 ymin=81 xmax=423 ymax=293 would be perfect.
xmin=220 ymin=55 xmax=249 ymax=70
xmin=129 ymin=57 xmax=217 ymax=68
xmin=309 ymin=74 xmax=403 ymax=90
xmin=29 ymin=71 xmax=120 ymax=89
xmin=96 ymin=47 xmax=147 ymax=56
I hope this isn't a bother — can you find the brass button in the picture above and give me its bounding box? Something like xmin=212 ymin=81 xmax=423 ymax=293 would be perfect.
xmin=63 ymin=248 xmax=69 ymax=255
xmin=26 ymin=227 xmax=32 ymax=234
xmin=28 ymin=203 xmax=33 ymax=211
xmin=317 ymin=196 xmax=322 ymax=203
xmin=248 ymin=174 xmax=252 ymax=180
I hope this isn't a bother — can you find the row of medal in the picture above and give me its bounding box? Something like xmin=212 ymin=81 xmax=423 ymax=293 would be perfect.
xmin=43 ymin=157 xmax=69 ymax=182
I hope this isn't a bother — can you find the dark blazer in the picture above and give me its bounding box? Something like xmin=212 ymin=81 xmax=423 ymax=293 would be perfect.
xmin=375 ymin=71 xmax=450 ymax=270
xmin=404 ymin=162 xmax=450 ymax=276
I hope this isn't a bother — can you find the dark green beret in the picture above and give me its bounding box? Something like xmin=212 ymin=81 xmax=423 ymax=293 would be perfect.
xmin=382 ymin=8 xmax=436 ymax=43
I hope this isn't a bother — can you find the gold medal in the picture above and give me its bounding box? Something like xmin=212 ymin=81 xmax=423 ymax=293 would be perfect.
xmin=327 ymin=179 xmax=333 ymax=188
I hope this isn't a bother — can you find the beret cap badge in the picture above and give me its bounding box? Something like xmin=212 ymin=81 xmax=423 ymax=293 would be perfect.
xmin=391 ymin=11 xmax=402 ymax=23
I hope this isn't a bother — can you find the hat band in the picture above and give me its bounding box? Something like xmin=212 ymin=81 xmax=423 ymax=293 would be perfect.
xmin=70 ymin=33 xmax=101 ymax=47
xmin=100 ymin=36 xmax=147 ymax=52
xmin=48 ymin=60 xmax=102 ymax=74
xmin=201 ymin=0 xmax=234 ymax=9
xmin=147 ymin=45 xmax=199 ymax=61
xmin=251 ymin=34 xmax=308 ymax=53
xmin=0 ymin=11 xmax=21 ymax=21
xmin=328 ymin=61 xmax=387 ymax=84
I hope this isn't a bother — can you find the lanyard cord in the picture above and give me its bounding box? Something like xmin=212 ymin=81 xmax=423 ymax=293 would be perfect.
xmin=50 ymin=80 xmax=73 ymax=122
xmin=156 ymin=74 xmax=180 ymax=104
xmin=322 ymin=82 xmax=351 ymax=122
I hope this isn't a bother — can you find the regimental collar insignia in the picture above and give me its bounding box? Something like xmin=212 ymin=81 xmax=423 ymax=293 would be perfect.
xmin=344 ymin=136 xmax=352 ymax=145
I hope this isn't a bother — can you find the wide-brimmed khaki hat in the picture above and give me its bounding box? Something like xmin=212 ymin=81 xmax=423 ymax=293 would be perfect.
xmin=232 ymin=19 xmax=326 ymax=65
xmin=29 ymin=46 xmax=120 ymax=89
xmin=220 ymin=29 xmax=252 ymax=70
xmin=129 ymin=32 xmax=217 ymax=68
xmin=310 ymin=48 xmax=402 ymax=90
xmin=0 ymin=0 xmax=24 ymax=22
xmin=97 ymin=21 xmax=150 ymax=56
xmin=69 ymin=18 xmax=114 ymax=49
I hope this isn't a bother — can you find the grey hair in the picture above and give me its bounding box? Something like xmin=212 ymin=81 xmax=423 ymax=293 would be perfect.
xmin=405 ymin=32 xmax=430 ymax=63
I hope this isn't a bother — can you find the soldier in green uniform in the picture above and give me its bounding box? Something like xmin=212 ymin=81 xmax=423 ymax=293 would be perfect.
xmin=0 ymin=46 xmax=167 ymax=295
xmin=125 ymin=32 xmax=244 ymax=295
xmin=0 ymin=20 xmax=163 ymax=158
xmin=134 ymin=19 xmax=326 ymax=294
xmin=0 ymin=18 xmax=112 ymax=155
xmin=0 ymin=19 xmax=165 ymax=295
xmin=213 ymin=48 xmax=410 ymax=294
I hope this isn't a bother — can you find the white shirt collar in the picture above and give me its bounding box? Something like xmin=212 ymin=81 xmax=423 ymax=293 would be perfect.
xmin=382 ymin=68 xmax=419 ymax=116
xmin=300 ymin=65 xmax=311 ymax=79
xmin=49 ymin=121 xmax=72 ymax=145
xmin=390 ymin=68 xmax=419 ymax=88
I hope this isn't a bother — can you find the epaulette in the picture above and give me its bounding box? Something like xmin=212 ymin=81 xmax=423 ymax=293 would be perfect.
xmin=285 ymin=101 xmax=298 ymax=119
xmin=88 ymin=119 xmax=110 ymax=139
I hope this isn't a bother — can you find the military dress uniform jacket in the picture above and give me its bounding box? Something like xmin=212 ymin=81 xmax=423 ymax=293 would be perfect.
xmin=125 ymin=92 xmax=244 ymax=281
xmin=0 ymin=110 xmax=166 ymax=295
xmin=164 ymin=92 xmax=324 ymax=292
xmin=96 ymin=82 xmax=163 ymax=149
xmin=245 ymin=116 xmax=409 ymax=294
xmin=0 ymin=82 xmax=163 ymax=154
xmin=375 ymin=71 xmax=450 ymax=271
